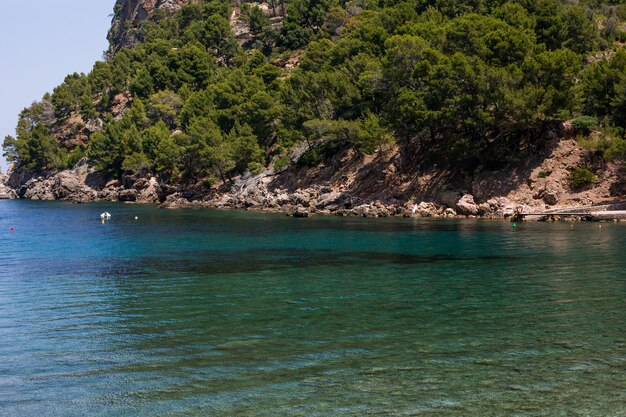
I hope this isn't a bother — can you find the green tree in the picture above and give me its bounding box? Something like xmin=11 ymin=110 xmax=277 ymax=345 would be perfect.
xmin=8 ymin=123 xmax=61 ymax=172
xmin=155 ymin=134 xmax=182 ymax=177
xmin=228 ymin=122 xmax=263 ymax=172
xmin=147 ymin=90 xmax=183 ymax=128
xmin=142 ymin=121 xmax=171 ymax=162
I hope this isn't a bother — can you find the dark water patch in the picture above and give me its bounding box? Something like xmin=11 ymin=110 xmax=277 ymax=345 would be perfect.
xmin=88 ymin=248 xmax=520 ymax=278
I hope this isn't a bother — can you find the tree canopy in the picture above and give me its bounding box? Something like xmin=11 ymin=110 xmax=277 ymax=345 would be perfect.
xmin=4 ymin=0 xmax=626 ymax=178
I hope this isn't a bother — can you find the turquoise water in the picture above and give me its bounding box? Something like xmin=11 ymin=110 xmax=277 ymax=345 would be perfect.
xmin=1 ymin=201 xmax=625 ymax=416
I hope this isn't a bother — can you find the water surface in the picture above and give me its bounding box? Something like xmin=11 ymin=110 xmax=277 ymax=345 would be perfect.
xmin=1 ymin=201 xmax=625 ymax=416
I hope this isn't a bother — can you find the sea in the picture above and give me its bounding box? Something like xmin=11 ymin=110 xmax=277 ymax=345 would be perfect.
xmin=1 ymin=200 xmax=625 ymax=416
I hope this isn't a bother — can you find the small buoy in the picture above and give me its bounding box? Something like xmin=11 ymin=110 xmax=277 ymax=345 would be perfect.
xmin=10 ymin=227 xmax=14 ymax=232
xmin=599 ymin=224 xmax=602 ymax=228
xmin=135 ymin=216 xmax=138 ymax=220
xmin=102 ymin=219 xmax=105 ymax=225
xmin=513 ymin=223 xmax=517 ymax=229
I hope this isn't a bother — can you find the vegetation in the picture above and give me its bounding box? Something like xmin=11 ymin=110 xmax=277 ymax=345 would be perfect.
xmin=4 ymin=0 xmax=626 ymax=182
xmin=569 ymin=166 xmax=596 ymax=189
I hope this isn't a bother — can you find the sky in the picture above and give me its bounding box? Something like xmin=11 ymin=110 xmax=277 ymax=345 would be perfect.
xmin=0 ymin=1 xmax=114 ymax=172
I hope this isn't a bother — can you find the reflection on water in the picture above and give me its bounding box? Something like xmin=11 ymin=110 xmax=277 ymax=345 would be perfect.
xmin=1 ymin=201 xmax=625 ymax=416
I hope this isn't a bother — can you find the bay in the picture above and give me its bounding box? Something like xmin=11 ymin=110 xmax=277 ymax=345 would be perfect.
xmin=1 ymin=200 xmax=625 ymax=416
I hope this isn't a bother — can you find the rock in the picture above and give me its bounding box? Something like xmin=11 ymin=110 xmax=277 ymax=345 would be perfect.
xmin=21 ymin=178 xmax=55 ymax=201
xmin=0 ymin=183 xmax=16 ymax=199
xmin=455 ymin=194 xmax=479 ymax=216
xmin=108 ymin=0 xmax=193 ymax=53
xmin=478 ymin=202 xmax=492 ymax=216
xmin=0 ymin=172 xmax=16 ymax=199
xmin=281 ymin=203 xmax=295 ymax=213
xmin=317 ymin=191 xmax=341 ymax=208
xmin=276 ymin=192 xmax=291 ymax=205
xmin=136 ymin=177 xmax=161 ymax=203
xmin=412 ymin=202 xmax=438 ymax=217
xmin=98 ymin=189 xmax=119 ymax=201
xmin=318 ymin=191 xmax=352 ymax=209
xmin=53 ymin=172 xmax=89 ymax=200
xmin=245 ymin=195 xmax=261 ymax=208
xmin=292 ymin=190 xmax=311 ymax=207
xmin=542 ymin=189 xmax=559 ymax=206
xmin=159 ymin=193 xmax=186 ymax=208
xmin=441 ymin=190 xmax=463 ymax=208
xmin=292 ymin=207 xmax=310 ymax=218
xmin=502 ymin=205 xmax=517 ymax=218
xmin=105 ymin=179 xmax=121 ymax=188
xmin=118 ymin=189 xmax=138 ymax=202
xmin=444 ymin=208 xmax=457 ymax=217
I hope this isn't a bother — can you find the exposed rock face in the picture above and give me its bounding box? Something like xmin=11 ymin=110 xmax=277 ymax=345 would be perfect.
xmin=108 ymin=0 xmax=194 ymax=53
xmin=2 ymin=160 xmax=165 ymax=205
xmin=0 ymin=172 xmax=17 ymax=199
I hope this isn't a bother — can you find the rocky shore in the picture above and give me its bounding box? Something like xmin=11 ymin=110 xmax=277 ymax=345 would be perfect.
xmin=0 ymin=159 xmax=525 ymax=219
xmin=1 ymin=160 xmax=620 ymax=222
xmin=1 ymin=136 xmax=624 ymax=221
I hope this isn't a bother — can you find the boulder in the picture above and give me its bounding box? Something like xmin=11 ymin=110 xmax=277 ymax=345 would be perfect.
xmin=352 ymin=204 xmax=372 ymax=217
xmin=292 ymin=190 xmax=311 ymax=207
xmin=542 ymin=189 xmax=559 ymax=206
xmin=502 ymin=205 xmax=517 ymax=218
xmin=118 ymin=189 xmax=138 ymax=202
xmin=412 ymin=202 xmax=437 ymax=217
xmin=159 ymin=193 xmax=184 ymax=208
xmin=441 ymin=191 xmax=463 ymax=208
xmin=292 ymin=207 xmax=310 ymax=218
xmin=22 ymin=179 xmax=55 ymax=200
xmin=52 ymin=171 xmax=94 ymax=201
xmin=455 ymin=194 xmax=479 ymax=216
xmin=317 ymin=191 xmax=352 ymax=209
xmin=444 ymin=208 xmax=457 ymax=217
xmin=136 ymin=177 xmax=161 ymax=203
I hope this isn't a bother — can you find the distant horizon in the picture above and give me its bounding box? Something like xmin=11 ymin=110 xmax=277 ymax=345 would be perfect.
xmin=0 ymin=1 xmax=113 ymax=172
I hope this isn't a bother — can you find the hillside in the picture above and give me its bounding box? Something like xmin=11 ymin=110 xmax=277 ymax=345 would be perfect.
xmin=2 ymin=0 xmax=626 ymax=218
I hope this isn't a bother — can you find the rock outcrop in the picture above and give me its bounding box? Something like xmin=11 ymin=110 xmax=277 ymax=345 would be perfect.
xmin=2 ymin=160 xmax=165 ymax=205
xmin=108 ymin=0 xmax=194 ymax=54
xmin=0 ymin=171 xmax=17 ymax=200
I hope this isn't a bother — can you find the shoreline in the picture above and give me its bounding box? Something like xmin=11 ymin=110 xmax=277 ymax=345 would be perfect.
xmin=3 ymin=193 xmax=626 ymax=223
xmin=2 ymin=151 xmax=625 ymax=222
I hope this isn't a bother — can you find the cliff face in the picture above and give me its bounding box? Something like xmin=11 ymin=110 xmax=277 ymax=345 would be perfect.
xmin=108 ymin=0 xmax=193 ymax=53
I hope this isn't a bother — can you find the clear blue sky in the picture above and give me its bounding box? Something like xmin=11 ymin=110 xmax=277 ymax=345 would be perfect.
xmin=0 ymin=1 xmax=114 ymax=172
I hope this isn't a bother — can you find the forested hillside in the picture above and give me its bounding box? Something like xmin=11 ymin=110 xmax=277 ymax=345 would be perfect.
xmin=3 ymin=0 xmax=626 ymax=198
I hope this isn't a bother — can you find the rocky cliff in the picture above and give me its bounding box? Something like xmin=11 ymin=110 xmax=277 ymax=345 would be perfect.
xmin=108 ymin=0 xmax=194 ymax=53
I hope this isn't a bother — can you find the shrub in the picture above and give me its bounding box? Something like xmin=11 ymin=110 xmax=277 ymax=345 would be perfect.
xmin=273 ymin=154 xmax=291 ymax=171
xmin=538 ymin=171 xmax=549 ymax=178
xmin=605 ymin=137 xmax=626 ymax=161
xmin=568 ymin=166 xmax=596 ymax=189
xmin=571 ymin=116 xmax=598 ymax=134
xmin=203 ymin=177 xmax=216 ymax=188
xmin=297 ymin=147 xmax=321 ymax=167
